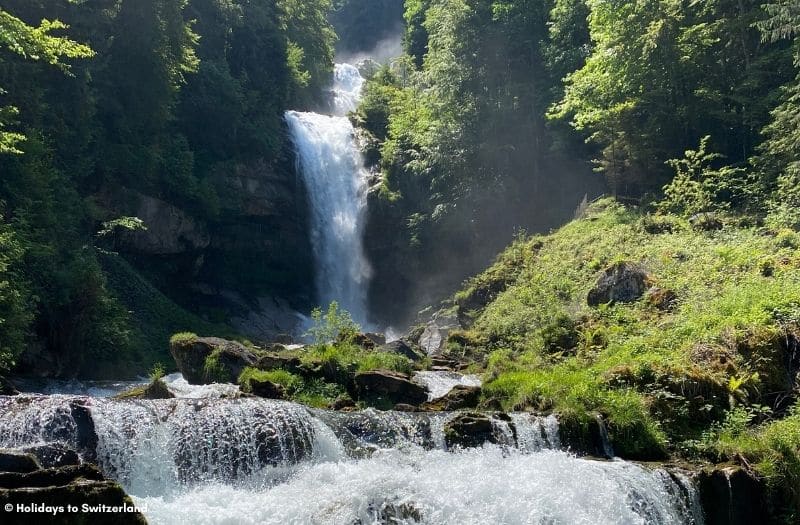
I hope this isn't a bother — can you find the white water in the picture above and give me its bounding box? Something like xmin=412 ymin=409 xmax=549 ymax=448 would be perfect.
xmin=414 ymin=371 xmax=483 ymax=400
xmin=285 ymin=64 xmax=371 ymax=326
xmin=0 ymin=394 xmax=704 ymax=524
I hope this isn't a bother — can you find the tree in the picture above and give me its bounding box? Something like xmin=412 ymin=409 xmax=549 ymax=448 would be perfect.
xmin=0 ymin=7 xmax=92 ymax=153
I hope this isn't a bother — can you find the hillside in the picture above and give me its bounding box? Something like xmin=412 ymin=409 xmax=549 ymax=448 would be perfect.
xmin=431 ymin=197 xmax=800 ymax=518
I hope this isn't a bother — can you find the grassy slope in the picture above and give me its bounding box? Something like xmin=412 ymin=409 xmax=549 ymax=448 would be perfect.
xmin=445 ymin=198 xmax=800 ymax=514
xmin=99 ymin=253 xmax=233 ymax=377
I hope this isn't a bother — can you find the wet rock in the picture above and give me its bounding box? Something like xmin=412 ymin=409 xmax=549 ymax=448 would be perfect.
xmin=377 ymin=340 xmax=425 ymax=362
xmin=246 ymin=378 xmax=286 ymax=400
xmin=421 ymin=385 xmax=481 ymax=411
xmin=361 ymin=500 xmax=423 ymax=524
xmin=0 ymin=451 xmax=40 ymax=473
xmin=329 ymin=396 xmax=357 ymax=411
xmin=587 ymin=262 xmax=652 ymax=306
xmin=70 ymin=400 xmax=98 ymax=464
xmin=558 ymin=414 xmax=615 ymax=459
xmin=0 ymin=464 xmax=147 ymax=525
xmin=20 ymin=444 xmax=80 ymax=469
xmin=354 ymin=370 xmax=428 ymax=406
xmin=393 ymin=403 xmax=420 ymax=412
xmin=418 ymin=311 xmax=459 ymax=356
xmin=444 ymin=412 xmax=508 ymax=449
xmin=170 ymin=336 xmax=257 ymax=384
xmin=696 ymin=466 xmax=768 ymax=525
xmin=115 ymin=378 xmax=175 ymax=400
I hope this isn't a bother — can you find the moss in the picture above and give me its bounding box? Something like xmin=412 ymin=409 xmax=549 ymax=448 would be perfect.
xmin=238 ymin=367 xmax=301 ymax=393
xmin=202 ymin=349 xmax=229 ymax=383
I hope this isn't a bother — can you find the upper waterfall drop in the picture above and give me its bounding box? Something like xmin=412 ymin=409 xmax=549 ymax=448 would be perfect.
xmin=285 ymin=64 xmax=371 ymax=326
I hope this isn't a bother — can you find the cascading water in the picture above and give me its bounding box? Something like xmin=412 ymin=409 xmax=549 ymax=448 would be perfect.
xmin=285 ymin=64 xmax=371 ymax=326
xmin=0 ymin=393 xmax=705 ymax=524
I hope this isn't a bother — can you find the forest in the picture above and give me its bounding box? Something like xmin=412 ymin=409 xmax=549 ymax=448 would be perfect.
xmin=1 ymin=1 xmax=800 ymax=523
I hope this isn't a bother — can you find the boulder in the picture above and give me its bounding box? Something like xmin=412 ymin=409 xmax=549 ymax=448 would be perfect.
xmin=246 ymin=378 xmax=286 ymax=400
xmin=377 ymin=340 xmax=425 ymax=362
xmin=696 ymin=466 xmax=768 ymax=525
xmin=20 ymin=444 xmax=80 ymax=469
xmin=255 ymin=353 xmax=304 ymax=374
xmin=418 ymin=311 xmax=460 ymax=356
xmin=170 ymin=336 xmax=257 ymax=384
xmin=587 ymin=262 xmax=652 ymax=306
xmin=70 ymin=401 xmax=98 ymax=463
xmin=354 ymin=370 xmax=428 ymax=406
xmin=443 ymin=412 xmax=505 ymax=449
xmin=421 ymin=385 xmax=481 ymax=411
xmin=0 ymin=464 xmax=147 ymax=525
xmin=116 ymin=377 xmax=175 ymax=400
xmin=0 ymin=451 xmax=40 ymax=473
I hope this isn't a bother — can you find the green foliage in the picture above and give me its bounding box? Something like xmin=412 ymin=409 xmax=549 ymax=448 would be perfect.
xmin=148 ymin=362 xmax=166 ymax=381
xmin=302 ymin=341 xmax=414 ymax=376
xmin=203 ymin=349 xmax=228 ymax=383
xmin=169 ymin=332 xmax=198 ymax=346
xmin=238 ymin=367 xmax=302 ymax=392
xmin=305 ymin=301 xmax=360 ymax=345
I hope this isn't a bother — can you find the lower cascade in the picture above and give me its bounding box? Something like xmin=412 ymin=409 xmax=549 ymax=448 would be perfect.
xmin=0 ymin=392 xmax=704 ymax=524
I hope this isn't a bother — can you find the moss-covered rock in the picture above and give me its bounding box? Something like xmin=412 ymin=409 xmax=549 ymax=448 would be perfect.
xmin=169 ymin=335 xmax=257 ymax=384
xmin=114 ymin=378 xmax=174 ymax=400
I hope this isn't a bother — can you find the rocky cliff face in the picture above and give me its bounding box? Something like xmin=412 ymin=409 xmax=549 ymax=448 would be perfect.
xmin=96 ymin=156 xmax=314 ymax=345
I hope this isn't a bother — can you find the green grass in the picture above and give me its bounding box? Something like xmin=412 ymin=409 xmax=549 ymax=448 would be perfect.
xmin=237 ymin=367 xmax=345 ymax=408
xmin=301 ymin=342 xmax=415 ymax=376
xmin=451 ymin=198 xmax=800 ymax=460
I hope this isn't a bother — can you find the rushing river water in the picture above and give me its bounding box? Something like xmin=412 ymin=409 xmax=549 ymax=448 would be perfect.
xmin=0 ymin=387 xmax=704 ymax=525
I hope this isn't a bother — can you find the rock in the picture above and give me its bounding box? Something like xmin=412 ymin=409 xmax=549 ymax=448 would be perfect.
xmin=0 ymin=451 xmax=40 ymax=473
xmin=115 ymin=378 xmax=175 ymax=400
xmin=418 ymin=310 xmax=460 ymax=356
xmin=421 ymin=385 xmax=481 ymax=411
xmin=170 ymin=336 xmax=257 ymax=384
xmin=228 ymin=295 xmax=305 ymax=344
xmin=342 ymin=333 xmax=377 ymax=350
xmin=363 ymin=500 xmax=423 ymax=524
xmin=354 ymin=370 xmax=428 ymax=406
xmin=587 ymin=262 xmax=652 ymax=306
xmin=558 ymin=414 xmax=615 ymax=459
xmin=690 ymin=212 xmax=723 ymax=231
xmin=329 ymin=396 xmax=357 ymax=411
xmin=377 ymin=340 xmax=425 ymax=362
xmin=246 ymin=378 xmax=286 ymax=400
xmin=645 ymin=286 xmax=677 ymax=311
xmin=0 ymin=464 xmax=147 ymax=525
xmin=99 ymin=188 xmax=210 ymax=255
xmin=356 ymin=58 xmax=381 ymax=80
xmin=20 ymin=444 xmax=80 ymax=469
xmin=255 ymin=353 xmax=304 ymax=374
xmin=364 ymin=333 xmax=387 ymax=346
xmin=70 ymin=401 xmax=98 ymax=464
xmin=393 ymin=404 xmax=420 ymax=412
xmin=0 ymin=376 xmax=18 ymax=396
xmin=443 ymin=412 xmax=503 ymax=449
xmin=696 ymin=466 xmax=768 ymax=525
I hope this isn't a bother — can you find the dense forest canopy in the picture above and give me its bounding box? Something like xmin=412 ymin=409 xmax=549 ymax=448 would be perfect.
xmin=0 ymin=0 xmax=799 ymax=375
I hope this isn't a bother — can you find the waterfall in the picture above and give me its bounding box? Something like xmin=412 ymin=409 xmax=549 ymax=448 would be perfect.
xmin=0 ymin=394 xmax=705 ymax=524
xmin=285 ymin=64 xmax=371 ymax=326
